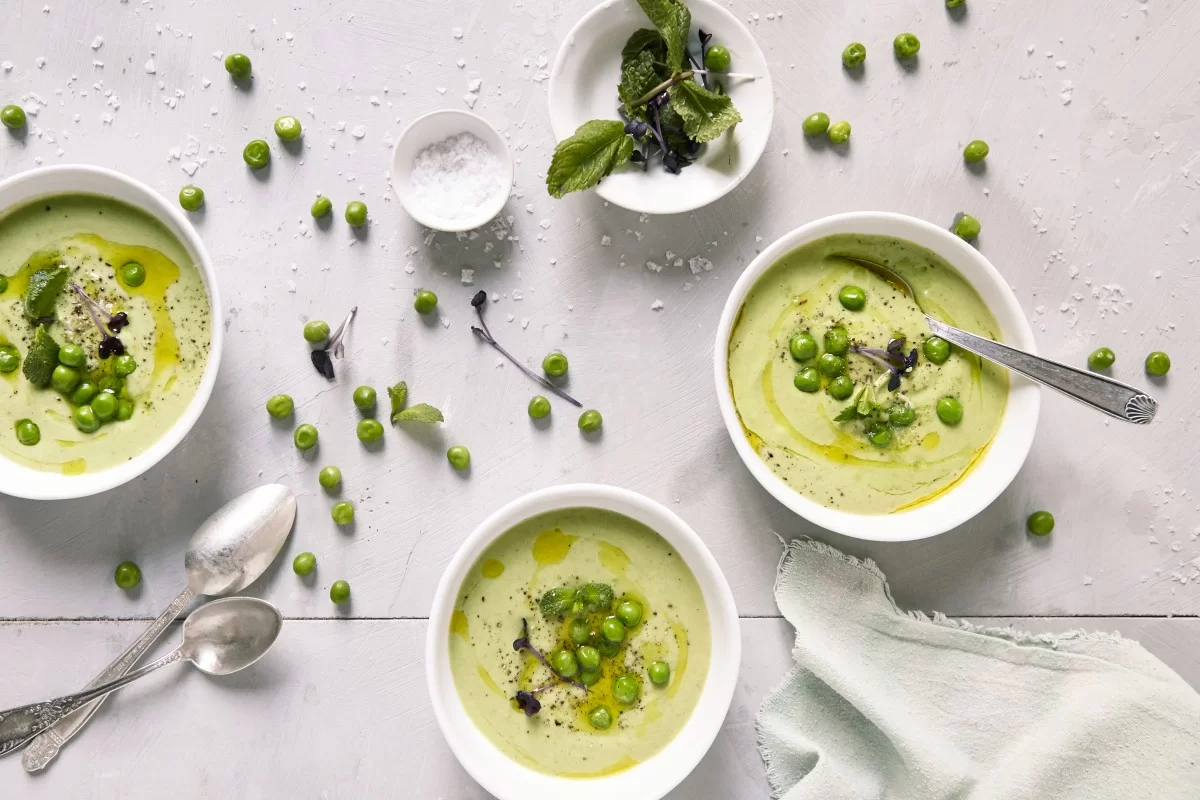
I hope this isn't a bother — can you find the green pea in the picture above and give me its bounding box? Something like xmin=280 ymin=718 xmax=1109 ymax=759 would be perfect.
xmin=842 ymin=42 xmax=866 ymax=69
xmin=330 ymin=580 xmax=351 ymax=604
xmin=113 ymin=353 xmax=137 ymax=377
xmin=303 ymin=320 xmax=330 ymax=343
xmin=345 ymin=200 xmax=368 ymax=227
xmin=319 ymin=466 xmax=342 ymax=490
xmin=578 ymin=409 xmax=603 ymax=433
xmin=542 ymin=352 xmax=569 ymax=377
xmin=1145 ymin=351 xmax=1171 ymax=376
xmin=867 ymin=423 xmax=893 ymax=448
xmin=828 ymin=120 xmax=852 ymax=145
xmin=274 ymin=115 xmax=302 ymax=141
xmin=224 ymin=52 xmax=252 ymax=80
xmin=1 ymin=104 xmax=27 ymax=129
xmin=120 ymin=261 xmax=146 ymax=287
xmin=598 ymin=639 xmax=621 ymax=658
xmin=293 ymin=552 xmax=317 ymax=576
xmin=243 ymin=139 xmax=271 ymax=169
xmin=615 ymin=599 xmax=642 ymax=627
xmin=818 ymin=353 xmax=846 ymax=378
xmin=413 ymin=290 xmax=438 ymax=315
xmin=58 ymin=343 xmax=86 ymax=367
xmin=824 ymin=326 xmax=850 ymax=355
xmin=569 ymin=619 xmax=591 ymax=645
xmin=789 ymin=331 xmax=818 ymax=361
xmin=446 ymin=445 xmax=471 ymax=470
xmin=92 ymin=390 xmax=118 ymax=421
xmin=802 ymin=112 xmax=830 ymax=136
xmin=0 ymin=346 xmax=19 ymax=373
xmin=357 ymin=418 xmax=384 ymax=443
xmin=1026 ymin=510 xmax=1054 ymax=536
xmin=527 ymin=395 xmax=552 ymax=419
xmin=580 ymin=669 xmax=602 ymax=687
xmin=936 ymin=396 xmax=964 ymax=425
xmin=601 ymin=616 xmax=626 ymax=643
xmin=266 ymin=394 xmax=294 ymax=418
xmin=178 ymin=185 xmax=205 ymax=211
xmin=839 ymin=285 xmax=866 ymax=310
xmin=114 ymin=561 xmax=142 ymax=590
xmin=550 ymin=648 xmax=579 ymax=678
xmin=923 ymin=336 xmax=951 ymax=364
xmin=588 ymin=705 xmax=613 ymax=730
xmin=704 ymin=44 xmax=731 ymax=72
xmin=64 ymin=381 xmax=95 ymax=405
xmin=311 ymin=195 xmax=333 ymax=218
xmin=0 ymin=274 xmax=7 ymax=293
xmin=946 ymin=0 xmax=966 ymax=6
xmin=331 ymin=500 xmax=355 ymax=526
xmin=577 ymin=645 xmax=601 ymax=672
xmin=893 ymin=32 xmax=921 ymax=59
xmin=1087 ymin=347 xmax=1115 ymax=371
xmin=612 ymin=674 xmax=639 ymax=705
xmin=954 ymin=214 xmax=981 ymax=241
xmin=98 ymin=375 xmax=122 ymax=394
xmin=793 ymin=368 xmax=821 ymax=393
xmin=294 ymin=423 xmax=319 ymax=450
xmin=352 ymin=385 xmax=377 ymax=411
xmin=51 ymin=365 xmax=80 ymax=394
xmin=963 ymin=139 xmax=989 ymax=163
xmin=15 ymin=419 xmax=40 ymax=446
xmin=648 ymin=660 xmax=671 ymax=686
xmin=74 ymin=405 xmax=101 ymax=433
xmin=116 ymin=398 xmax=135 ymax=421
xmin=889 ymin=404 xmax=917 ymax=426
xmin=827 ymin=375 xmax=854 ymax=400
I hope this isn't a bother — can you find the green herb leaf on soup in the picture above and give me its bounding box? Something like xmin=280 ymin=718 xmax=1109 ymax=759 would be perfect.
xmin=668 ymin=80 xmax=742 ymax=143
xmin=636 ymin=0 xmax=692 ymax=71
xmin=24 ymin=265 xmax=70 ymax=320
xmin=538 ymin=587 xmax=578 ymax=619
xmin=387 ymin=381 xmax=409 ymax=422
xmin=546 ymin=120 xmax=635 ymax=199
xmin=579 ymin=582 xmax=614 ymax=612
xmin=21 ymin=326 xmax=60 ymax=388
xmin=392 ymin=402 xmax=444 ymax=424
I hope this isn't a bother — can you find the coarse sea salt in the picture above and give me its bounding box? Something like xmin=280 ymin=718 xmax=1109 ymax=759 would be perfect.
xmin=409 ymin=132 xmax=505 ymax=221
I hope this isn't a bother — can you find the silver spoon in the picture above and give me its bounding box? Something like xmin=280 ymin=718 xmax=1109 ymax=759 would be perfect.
xmin=0 ymin=596 xmax=283 ymax=758
xmin=842 ymin=256 xmax=1159 ymax=424
xmin=21 ymin=484 xmax=296 ymax=772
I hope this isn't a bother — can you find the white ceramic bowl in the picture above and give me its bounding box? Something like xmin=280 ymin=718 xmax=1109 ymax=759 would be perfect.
xmin=713 ymin=212 xmax=1041 ymax=542
xmin=426 ymin=484 xmax=740 ymax=800
xmin=0 ymin=165 xmax=223 ymax=500
xmin=547 ymin=0 xmax=774 ymax=215
xmin=389 ymin=109 xmax=514 ymax=232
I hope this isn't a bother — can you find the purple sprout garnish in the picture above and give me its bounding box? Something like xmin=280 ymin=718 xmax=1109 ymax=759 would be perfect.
xmin=310 ymin=306 xmax=357 ymax=380
xmin=511 ymin=618 xmax=587 ymax=715
xmin=71 ymin=283 xmax=127 ymax=358
xmin=471 ymin=291 xmax=582 ymax=408
xmin=851 ymin=336 xmax=919 ymax=391
xmin=687 ymin=29 xmax=715 ymax=89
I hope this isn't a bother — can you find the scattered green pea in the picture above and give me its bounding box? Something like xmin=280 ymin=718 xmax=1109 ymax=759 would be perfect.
xmin=542 ymin=351 xmax=569 ymax=377
xmin=828 ymin=120 xmax=852 ymax=144
xmin=550 ymin=648 xmax=579 ymax=678
xmin=414 ymin=290 xmax=438 ymax=315
xmin=224 ymin=52 xmax=252 ymax=80
xmin=345 ymin=200 xmax=368 ymax=227
xmin=113 ymin=353 xmax=137 ymax=377
xmin=954 ymin=214 xmax=981 ymax=241
xmin=569 ymin=619 xmax=591 ymax=645
xmin=0 ymin=345 xmax=19 ymax=373
xmin=120 ymin=261 xmax=146 ymax=287
xmin=648 ymin=660 xmax=671 ymax=686
xmin=1145 ymin=351 xmax=1171 ymax=376
xmin=117 ymin=398 xmax=135 ymax=421
xmin=243 ymin=139 xmax=271 ymax=169
xmin=601 ymin=616 xmax=626 ymax=643
xmin=303 ymin=320 xmax=330 ymax=343
xmin=578 ymin=409 xmax=603 ymax=433
xmin=893 ymin=32 xmax=921 ymax=59
xmin=357 ymin=418 xmax=384 ymax=442
xmin=447 ymin=445 xmax=471 ymax=470
xmin=51 ymin=365 xmax=80 ymax=394
xmin=577 ymin=645 xmax=601 ymax=672
xmin=889 ymin=404 xmax=917 ymax=427
xmin=824 ymin=326 xmax=850 ymax=355
xmin=528 ymin=395 xmax=551 ymax=419
xmin=1 ymin=104 xmax=27 ymax=129
xmin=1087 ymin=347 xmax=1115 ymax=371
xmin=294 ymin=423 xmax=319 ymax=450
xmin=266 ymin=394 xmax=294 ymax=418
xmin=936 ymin=396 xmax=964 ymax=425
xmin=331 ymin=500 xmax=355 ymax=526
xmin=311 ymin=195 xmax=333 ymax=218
xmin=598 ymin=639 xmax=621 ymax=658
xmin=946 ymin=0 xmax=966 ymax=9
xmin=963 ymin=139 xmax=989 ymax=163
xmin=98 ymin=375 xmax=122 ymax=394
xmin=704 ymin=44 xmax=731 ymax=72
xmin=0 ymin=275 xmax=7 ymax=293
xmin=1027 ymin=510 xmax=1054 ymax=536
xmin=74 ymin=405 xmax=100 ymax=433
xmin=58 ymin=343 xmax=86 ymax=368
xmin=842 ymin=42 xmax=866 ymax=69
xmin=612 ymin=674 xmax=639 ymax=705
xmin=615 ymin=599 xmax=643 ymax=627
xmin=353 ymin=385 xmax=377 ymax=411
xmin=274 ymin=115 xmax=302 ymax=141
xmin=802 ymin=112 xmax=831 ymax=136
xmin=178 ymin=185 xmax=205 ymax=211
xmin=71 ymin=381 xmax=98 ymax=406
xmin=580 ymin=669 xmax=601 ymax=687
xmin=92 ymin=390 xmax=118 ymax=421
xmin=867 ymin=423 xmax=893 ymax=447
xmin=114 ymin=561 xmax=142 ymax=590
xmin=293 ymin=551 xmax=317 ymax=576
xmin=789 ymin=331 xmax=818 ymax=361
xmin=793 ymin=367 xmax=821 ymax=393
xmin=818 ymin=353 xmax=847 ymax=378
xmin=923 ymin=336 xmax=951 ymax=364
xmin=318 ymin=465 xmax=342 ymax=490
xmin=588 ymin=705 xmax=613 ymax=730
xmin=15 ymin=419 xmax=40 ymax=446
xmin=828 ymin=375 xmax=855 ymax=400
xmin=839 ymin=285 xmax=866 ymax=310
xmin=330 ymin=580 xmax=351 ymax=604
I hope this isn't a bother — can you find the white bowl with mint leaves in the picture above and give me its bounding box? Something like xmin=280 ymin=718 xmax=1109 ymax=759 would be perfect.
xmin=547 ymin=0 xmax=774 ymax=215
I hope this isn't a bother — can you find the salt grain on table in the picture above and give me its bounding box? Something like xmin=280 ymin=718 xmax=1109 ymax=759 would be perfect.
xmin=409 ymin=132 xmax=505 ymax=222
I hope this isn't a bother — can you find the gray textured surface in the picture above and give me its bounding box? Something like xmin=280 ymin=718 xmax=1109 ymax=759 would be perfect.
xmin=0 ymin=0 xmax=1197 ymax=796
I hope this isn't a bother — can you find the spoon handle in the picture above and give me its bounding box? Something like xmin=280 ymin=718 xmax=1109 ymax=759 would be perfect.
xmin=21 ymin=586 xmax=196 ymax=772
xmin=926 ymin=317 xmax=1159 ymax=424
xmin=0 ymin=649 xmax=185 ymax=758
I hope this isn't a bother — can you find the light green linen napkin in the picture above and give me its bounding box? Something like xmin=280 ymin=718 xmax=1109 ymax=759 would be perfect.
xmin=758 ymin=539 xmax=1200 ymax=800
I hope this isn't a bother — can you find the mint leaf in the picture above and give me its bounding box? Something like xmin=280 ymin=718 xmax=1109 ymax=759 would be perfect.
xmin=621 ymin=28 xmax=666 ymax=63
xmin=24 ymin=265 xmax=69 ymax=320
xmin=393 ymin=403 xmax=443 ymax=424
xmin=855 ymin=385 xmax=878 ymax=417
xmin=618 ymin=48 xmax=663 ymax=119
xmin=636 ymin=0 xmax=691 ymax=73
xmin=833 ymin=403 xmax=861 ymax=423
xmin=668 ymin=80 xmax=742 ymax=144
xmin=546 ymin=120 xmax=635 ymax=198
xmin=387 ymin=381 xmax=408 ymax=422
xmin=22 ymin=326 xmax=59 ymax=388
xmin=538 ymin=587 xmax=578 ymax=619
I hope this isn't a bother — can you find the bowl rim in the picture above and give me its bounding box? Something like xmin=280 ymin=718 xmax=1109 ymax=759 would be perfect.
xmin=712 ymin=211 xmax=1041 ymax=542
xmin=425 ymin=483 xmax=741 ymax=800
xmin=389 ymin=108 xmax=515 ymax=233
xmin=0 ymin=164 xmax=223 ymax=500
xmin=546 ymin=0 xmax=775 ymax=215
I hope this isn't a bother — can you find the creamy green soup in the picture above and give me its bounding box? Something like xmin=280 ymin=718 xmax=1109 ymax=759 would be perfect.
xmin=448 ymin=507 xmax=711 ymax=778
xmin=0 ymin=194 xmax=212 ymax=474
xmin=727 ymin=233 xmax=1009 ymax=514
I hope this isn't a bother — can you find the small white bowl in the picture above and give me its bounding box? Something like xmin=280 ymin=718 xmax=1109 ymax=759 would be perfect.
xmin=389 ymin=109 xmax=514 ymax=232
xmin=547 ymin=0 xmax=774 ymax=215
xmin=0 ymin=165 xmax=223 ymax=500
xmin=713 ymin=212 xmax=1041 ymax=542
xmin=426 ymin=483 xmax=740 ymax=800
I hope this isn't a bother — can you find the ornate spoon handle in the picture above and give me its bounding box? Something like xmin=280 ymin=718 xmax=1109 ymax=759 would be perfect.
xmin=926 ymin=317 xmax=1158 ymax=424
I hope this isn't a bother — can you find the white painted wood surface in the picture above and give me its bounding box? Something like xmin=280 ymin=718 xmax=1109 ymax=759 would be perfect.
xmin=0 ymin=0 xmax=1197 ymax=796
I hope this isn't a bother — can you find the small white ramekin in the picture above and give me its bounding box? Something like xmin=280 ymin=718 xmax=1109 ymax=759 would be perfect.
xmin=713 ymin=212 xmax=1040 ymax=542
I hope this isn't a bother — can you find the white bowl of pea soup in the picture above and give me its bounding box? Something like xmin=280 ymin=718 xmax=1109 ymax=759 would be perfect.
xmin=426 ymin=483 xmax=740 ymax=800
xmin=0 ymin=165 xmax=221 ymax=499
xmin=714 ymin=211 xmax=1040 ymax=541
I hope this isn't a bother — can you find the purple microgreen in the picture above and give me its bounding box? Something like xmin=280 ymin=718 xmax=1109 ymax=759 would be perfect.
xmin=471 ymin=291 xmax=582 ymax=408
xmin=689 ymin=29 xmax=714 ymax=88
xmin=852 ymin=337 xmax=918 ymax=392
xmin=310 ymin=306 xmax=357 ymax=380
xmin=514 ymin=690 xmax=542 ymax=717
xmin=71 ymin=283 xmax=126 ymax=359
